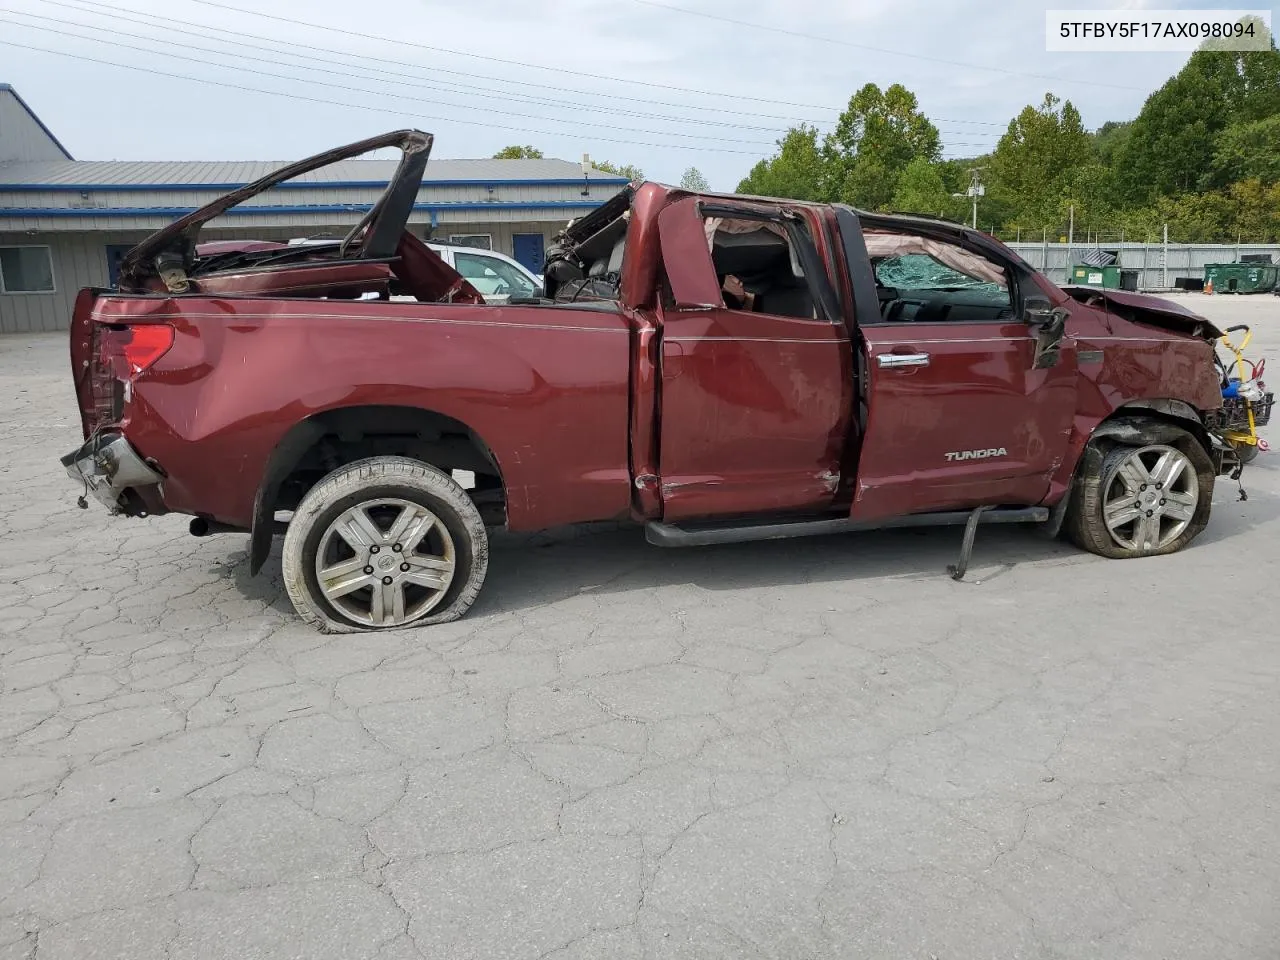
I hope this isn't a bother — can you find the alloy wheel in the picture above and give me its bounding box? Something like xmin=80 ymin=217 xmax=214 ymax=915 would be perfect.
xmin=314 ymin=497 xmax=456 ymax=627
xmin=1101 ymin=444 xmax=1199 ymax=552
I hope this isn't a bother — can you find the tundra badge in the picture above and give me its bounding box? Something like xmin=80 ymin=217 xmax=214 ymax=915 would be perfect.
xmin=945 ymin=447 xmax=1008 ymax=462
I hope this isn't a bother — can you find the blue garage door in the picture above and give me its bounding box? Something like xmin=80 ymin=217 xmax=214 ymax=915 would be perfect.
xmin=106 ymin=244 xmax=134 ymax=287
xmin=512 ymin=234 xmax=546 ymax=274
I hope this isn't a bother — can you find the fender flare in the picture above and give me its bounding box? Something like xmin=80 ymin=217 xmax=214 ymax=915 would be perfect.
xmin=248 ymin=419 xmax=328 ymax=575
xmin=1045 ymin=400 xmax=1217 ymax=540
xmin=1090 ymin=400 xmax=1212 ymax=452
xmin=246 ymin=405 xmax=506 ymax=576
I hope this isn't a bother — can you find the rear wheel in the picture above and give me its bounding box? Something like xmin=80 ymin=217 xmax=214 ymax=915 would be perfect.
xmin=1066 ymin=432 xmax=1214 ymax=559
xmin=282 ymin=456 xmax=488 ymax=632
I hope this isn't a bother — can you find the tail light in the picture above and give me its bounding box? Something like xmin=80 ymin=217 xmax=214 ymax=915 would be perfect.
xmin=100 ymin=324 xmax=174 ymax=380
xmin=87 ymin=323 xmax=174 ymax=429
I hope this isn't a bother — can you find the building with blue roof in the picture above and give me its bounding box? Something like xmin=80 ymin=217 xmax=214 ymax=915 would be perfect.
xmin=0 ymin=84 xmax=627 ymax=333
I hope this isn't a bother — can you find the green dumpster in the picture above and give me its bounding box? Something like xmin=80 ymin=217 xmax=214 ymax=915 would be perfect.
xmin=1070 ymin=264 xmax=1122 ymax=288
xmin=1205 ymin=262 xmax=1279 ymax=294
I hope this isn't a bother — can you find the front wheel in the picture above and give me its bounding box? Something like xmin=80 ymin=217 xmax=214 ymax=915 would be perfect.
xmin=282 ymin=457 xmax=489 ymax=632
xmin=1065 ymin=434 xmax=1214 ymax=559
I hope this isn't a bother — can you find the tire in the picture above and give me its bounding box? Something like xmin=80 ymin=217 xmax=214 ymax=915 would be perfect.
xmin=282 ymin=456 xmax=489 ymax=632
xmin=1065 ymin=430 xmax=1214 ymax=560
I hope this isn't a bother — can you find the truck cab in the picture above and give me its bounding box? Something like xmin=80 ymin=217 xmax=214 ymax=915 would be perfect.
xmin=544 ymin=181 xmax=1233 ymax=536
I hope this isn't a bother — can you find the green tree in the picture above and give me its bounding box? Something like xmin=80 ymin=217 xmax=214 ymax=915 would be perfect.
xmin=1054 ymin=162 xmax=1119 ymax=232
xmin=1209 ymin=115 xmax=1280 ymax=185
xmin=889 ymin=157 xmax=954 ymax=216
xmin=492 ymin=145 xmax=544 ymax=159
xmin=989 ymin=93 xmax=1093 ymax=224
xmin=1203 ymin=17 xmax=1280 ymax=121
xmin=1091 ymin=120 xmax=1132 ymax=166
xmin=1121 ymin=180 xmax=1280 ymax=244
xmin=1228 ymin=178 xmax=1280 ymax=242
xmin=679 ymin=167 xmax=710 ymax=191
xmin=1153 ymin=190 xmax=1237 ymax=242
xmin=1234 ymin=36 xmax=1280 ymax=122
xmin=591 ymin=159 xmax=645 ymax=180
xmin=937 ymin=157 xmax=985 ymax=195
xmin=822 ymin=83 xmax=941 ymax=209
xmin=1113 ymin=41 xmax=1280 ymax=201
xmin=735 ymin=125 xmax=828 ymax=200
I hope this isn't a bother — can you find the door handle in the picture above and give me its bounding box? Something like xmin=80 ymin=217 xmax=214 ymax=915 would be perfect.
xmin=877 ymin=352 xmax=930 ymax=368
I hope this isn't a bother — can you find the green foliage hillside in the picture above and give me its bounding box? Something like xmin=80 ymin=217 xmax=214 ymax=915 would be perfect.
xmin=735 ymin=34 xmax=1280 ymax=243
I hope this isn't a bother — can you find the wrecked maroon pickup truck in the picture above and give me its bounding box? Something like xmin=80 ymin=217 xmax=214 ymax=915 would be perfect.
xmin=61 ymin=130 xmax=1267 ymax=632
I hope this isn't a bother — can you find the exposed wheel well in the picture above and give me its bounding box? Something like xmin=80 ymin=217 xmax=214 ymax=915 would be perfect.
xmin=249 ymin=405 xmax=505 ymax=574
xmin=1093 ymin=402 xmax=1214 ymax=456
xmin=1048 ymin=403 xmax=1219 ymax=540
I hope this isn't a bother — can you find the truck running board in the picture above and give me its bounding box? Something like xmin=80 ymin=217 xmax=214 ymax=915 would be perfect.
xmin=644 ymin=505 xmax=1050 ymax=581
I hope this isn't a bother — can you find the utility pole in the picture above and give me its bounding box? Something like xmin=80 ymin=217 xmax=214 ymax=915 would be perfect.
xmin=966 ymin=167 xmax=984 ymax=230
xmin=1068 ymin=204 xmax=1075 ymax=252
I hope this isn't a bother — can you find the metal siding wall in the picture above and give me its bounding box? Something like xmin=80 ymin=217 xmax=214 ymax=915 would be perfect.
xmin=0 ymin=213 xmax=181 ymax=232
xmin=1 ymin=234 xmax=72 ymax=333
xmin=0 ymin=92 xmax=68 ymax=163
xmin=427 ymin=220 xmax=568 ymax=257
xmin=0 ymin=204 xmax=583 ymax=334
xmin=1 ymin=181 xmax=613 ymax=213
xmin=1008 ymin=242 xmax=1280 ymax=289
xmin=0 ymin=232 xmax=147 ymax=334
xmin=2 ymin=171 xmax=613 ymax=236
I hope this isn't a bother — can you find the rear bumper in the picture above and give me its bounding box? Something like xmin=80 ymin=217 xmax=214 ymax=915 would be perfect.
xmin=61 ymin=432 xmax=164 ymax=515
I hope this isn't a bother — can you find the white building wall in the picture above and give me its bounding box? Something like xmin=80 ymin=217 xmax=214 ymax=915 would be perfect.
xmin=0 ymin=232 xmax=136 ymax=333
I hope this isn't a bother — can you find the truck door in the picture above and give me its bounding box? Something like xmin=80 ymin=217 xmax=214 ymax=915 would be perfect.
xmin=656 ymin=197 xmax=853 ymax=522
xmin=845 ymin=218 xmax=1077 ymax=521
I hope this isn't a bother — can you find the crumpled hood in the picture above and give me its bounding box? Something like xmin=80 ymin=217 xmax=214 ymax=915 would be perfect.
xmin=1063 ymin=286 xmax=1223 ymax=340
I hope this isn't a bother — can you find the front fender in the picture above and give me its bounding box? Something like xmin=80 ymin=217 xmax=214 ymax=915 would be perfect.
xmin=1090 ymin=411 xmax=1209 ymax=449
xmin=1049 ymin=400 xmax=1217 ymax=514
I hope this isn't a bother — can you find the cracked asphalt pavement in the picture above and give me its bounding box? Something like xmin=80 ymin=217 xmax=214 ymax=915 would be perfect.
xmin=2 ymin=294 xmax=1279 ymax=959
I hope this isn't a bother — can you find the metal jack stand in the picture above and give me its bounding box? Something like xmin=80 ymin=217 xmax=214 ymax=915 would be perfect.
xmin=948 ymin=506 xmax=992 ymax=581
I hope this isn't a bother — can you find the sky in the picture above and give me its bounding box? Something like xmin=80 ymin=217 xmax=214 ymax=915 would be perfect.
xmin=0 ymin=0 xmax=1237 ymax=188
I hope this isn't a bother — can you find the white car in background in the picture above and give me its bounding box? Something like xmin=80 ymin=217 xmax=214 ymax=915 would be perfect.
xmin=425 ymin=242 xmax=543 ymax=303
xmin=282 ymin=237 xmax=543 ymax=304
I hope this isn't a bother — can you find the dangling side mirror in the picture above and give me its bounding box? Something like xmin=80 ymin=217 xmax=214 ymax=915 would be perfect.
xmin=1024 ymin=295 xmax=1068 ymax=369
xmin=1024 ymin=294 xmax=1056 ymax=324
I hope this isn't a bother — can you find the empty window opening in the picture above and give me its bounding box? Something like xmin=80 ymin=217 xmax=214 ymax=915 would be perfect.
xmin=705 ymin=217 xmax=818 ymax=320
